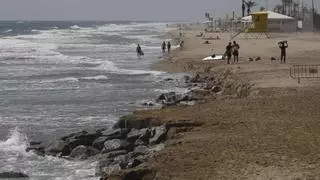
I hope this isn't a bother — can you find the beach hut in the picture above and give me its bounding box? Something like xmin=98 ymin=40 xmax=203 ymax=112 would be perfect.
xmin=241 ymin=11 xmax=296 ymax=33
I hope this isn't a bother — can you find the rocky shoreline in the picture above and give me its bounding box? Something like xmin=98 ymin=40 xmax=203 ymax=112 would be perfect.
xmin=22 ymin=68 xmax=253 ymax=180
xmin=26 ymin=113 xmax=201 ymax=180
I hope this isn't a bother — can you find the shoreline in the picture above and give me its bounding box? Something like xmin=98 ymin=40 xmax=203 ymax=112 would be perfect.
xmin=24 ymin=24 xmax=320 ymax=180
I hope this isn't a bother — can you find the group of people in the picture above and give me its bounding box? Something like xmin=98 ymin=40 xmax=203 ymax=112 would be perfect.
xmin=162 ymin=41 xmax=171 ymax=53
xmin=224 ymin=40 xmax=288 ymax=64
xmin=225 ymin=41 xmax=240 ymax=64
xmin=136 ymin=41 xmax=173 ymax=57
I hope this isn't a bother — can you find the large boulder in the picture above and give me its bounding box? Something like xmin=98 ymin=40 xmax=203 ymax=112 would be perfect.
xmin=92 ymin=136 xmax=111 ymax=150
xmin=96 ymin=159 xmax=119 ymax=176
xmin=149 ymin=125 xmax=168 ymax=145
xmin=101 ymin=139 xmax=133 ymax=154
xmin=61 ymin=130 xmax=102 ymax=142
xmin=101 ymin=129 xmax=128 ymax=139
xmin=26 ymin=141 xmax=51 ymax=155
xmin=69 ymin=145 xmax=100 ymax=159
xmin=127 ymin=128 xmax=151 ymax=144
xmin=44 ymin=140 xmax=70 ymax=156
xmin=0 ymin=172 xmax=29 ymax=178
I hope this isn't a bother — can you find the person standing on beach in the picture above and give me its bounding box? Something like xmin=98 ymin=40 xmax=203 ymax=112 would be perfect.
xmin=167 ymin=41 xmax=171 ymax=53
xmin=225 ymin=42 xmax=233 ymax=64
xmin=162 ymin=41 xmax=166 ymax=53
xmin=232 ymin=41 xmax=240 ymax=63
xmin=278 ymin=41 xmax=288 ymax=64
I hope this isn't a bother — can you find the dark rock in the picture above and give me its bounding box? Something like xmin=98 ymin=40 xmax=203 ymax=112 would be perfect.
xmin=271 ymin=57 xmax=276 ymax=60
xmin=92 ymin=136 xmax=111 ymax=150
xmin=211 ymin=86 xmax=222 ymax=93
xmin=0 ymin=172 xmax=29 ymax=178
xmin=157 ymin=92 xmax=189 ymax=106
xmin=120 ymin=159 xmax=143 ymax=169
xmin=101 ymin=129 xmax=128 ymax=139
xmin=149 ymin=125 xmax=168 ymax=145
xmin=127 ymin=128 xmax=151 ymax=144
xmin=132 ymin=146 xmax=149 ymax=157
xmin=141 ymin=102 xmax=154 ymax=106
xmin=113 ymin=115 xmax=153 ymax=130
xmin=184 ymin=75 xmax=191 ymax=83
xmin=106 ymin=150 xmax=128 ymax=158
xmin=95 ymin=159 xmax=117 ymax=176
xmin=69 ymin=145 xmax=100 ymax=159
xmin=101 ymin=167 xmax=156 ymax=180
xmin=29 ymin=141 xmax=41 ymax=146
xmin=164 ymin=78 xmax=174 ymax=81
xmin=126 ymin=129 xmax=142 ymax=143
xmin=248 ymin=57 xmax=253 ymax=61
xmin=203 ymin=82 xmax=214 ymax=90
xmin=157 ymin=92 xmax=176 ymax=102
xmin=44 ymin=140 xmax=70 ymax=156
xmin=255 ymin=57 xmax=261 ymax=61
xmin=66 ymin=137 xmax=94 ymax=151
xmin=101 ymin=139 xmax=133 ymax=154
xmin=190 ymin=74 xmax=201 ymax=83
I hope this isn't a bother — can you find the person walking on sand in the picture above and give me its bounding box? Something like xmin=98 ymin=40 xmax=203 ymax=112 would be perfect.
xmin=232 ymin=41 xmax=240 ymax=63
xmin=162 ymin=41 xmax=166 ymax=53
xmin=278 ymin=41 xmax=288 ymax=64
xmin=167 ymin=41 xmax=171 ymax=53
xmin=225 ymin=42 xmax=233 ymax=64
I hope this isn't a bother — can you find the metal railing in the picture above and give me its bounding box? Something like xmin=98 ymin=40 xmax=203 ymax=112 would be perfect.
xmin=290 ymin=64 xmax=320 ymax=83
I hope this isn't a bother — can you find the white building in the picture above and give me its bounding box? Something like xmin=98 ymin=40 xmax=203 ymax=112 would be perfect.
xmin=241 ymin=11 xmax=297 ymax=33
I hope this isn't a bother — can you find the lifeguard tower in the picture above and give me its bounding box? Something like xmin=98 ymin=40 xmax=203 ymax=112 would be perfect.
xmin=233 ymin=11 xmax=270 ymax=39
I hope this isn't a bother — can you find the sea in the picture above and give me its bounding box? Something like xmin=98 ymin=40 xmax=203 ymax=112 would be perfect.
xmin=0 ymin=21 xmax=187 ymax=179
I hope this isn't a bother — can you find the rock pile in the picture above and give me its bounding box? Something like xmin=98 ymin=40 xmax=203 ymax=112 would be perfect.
xmin=26 ymin=116 xmax=201 ymax=179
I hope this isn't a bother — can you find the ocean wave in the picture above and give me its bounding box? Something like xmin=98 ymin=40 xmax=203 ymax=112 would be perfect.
xmin=81 ymin=75 xmax=108 ymax=81
xmin=52 ymin=77 xmax=80 ymax=83
xmin=0 ymin=127 xmax=30 ymax=156
xmin=3 ymin=29 xmax=12 ymax=33
xmin=70 ymin=25 xmax=81 ymax=30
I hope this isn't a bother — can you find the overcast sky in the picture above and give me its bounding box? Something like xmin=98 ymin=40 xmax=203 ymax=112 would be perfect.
xmin=0 ymin=0 xmax=316 ymax=21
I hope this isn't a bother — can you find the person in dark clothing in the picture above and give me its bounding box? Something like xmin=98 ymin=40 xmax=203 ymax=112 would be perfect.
xmin=136 ymin=44 xmax=144 ymax=57
xmin=162 ymin=41 xmax=166 ymax=53
xmin=232 ymin=41 xmax=240 ymax=62
xmin=278 ymin=41 xmax=288 ymax=64
xmin=167 ymin=41 xmax=171 ymax=53
xmin=225 ymin=42 xmax=233 ymax=64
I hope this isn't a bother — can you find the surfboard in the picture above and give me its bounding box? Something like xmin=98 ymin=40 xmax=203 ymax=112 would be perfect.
xmin=202 ymin=55 xmax=223 ymax=61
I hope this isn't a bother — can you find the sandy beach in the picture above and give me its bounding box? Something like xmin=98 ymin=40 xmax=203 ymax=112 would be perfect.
xmin=135 ymin=26 xmax=320 ymax=179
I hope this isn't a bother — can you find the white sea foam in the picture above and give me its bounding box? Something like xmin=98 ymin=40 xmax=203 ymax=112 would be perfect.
xmin=81 ymin=75 xmax=108 ymax=80
xmin=0 ymin=127 xmax=30 ymax=156
xmin=70 ymin=25 xmax=81 ymax=30
xmin=3 ymin=29 xmax=12 ymax=33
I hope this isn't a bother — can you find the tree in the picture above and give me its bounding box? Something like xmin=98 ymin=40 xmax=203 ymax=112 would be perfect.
xmin=242 ymin=0 xmax=246 ymax=17
xmin=245 ymin=0 xmax=258 ymax=15
xmin=293 ymin=1 xmax=299 ymax=18
xmin=281 ymin=0 xmax=286 ymax=14
xmin=274 ymin=4 xmax=283 ymax=13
